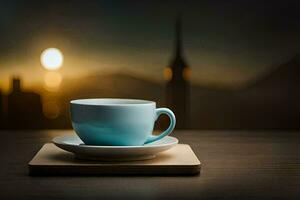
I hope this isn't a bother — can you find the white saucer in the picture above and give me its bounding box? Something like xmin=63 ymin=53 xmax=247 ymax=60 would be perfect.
xmin=53 ymin=135 xmax=178 ymax=161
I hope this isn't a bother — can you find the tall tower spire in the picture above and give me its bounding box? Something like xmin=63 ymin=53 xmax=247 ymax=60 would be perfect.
xmin=175 ymin=16 xmax=183 ymax=58
xmin=165 ymin=16 xmax=190 ymax=129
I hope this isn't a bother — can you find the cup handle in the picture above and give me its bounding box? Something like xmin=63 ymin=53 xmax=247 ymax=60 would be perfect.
xmin=144 ymin=108 xmax=176 ymax=144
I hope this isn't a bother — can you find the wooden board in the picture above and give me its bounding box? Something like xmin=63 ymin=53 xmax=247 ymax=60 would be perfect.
xmin=28 ymin=143 xmax=201 ymax=176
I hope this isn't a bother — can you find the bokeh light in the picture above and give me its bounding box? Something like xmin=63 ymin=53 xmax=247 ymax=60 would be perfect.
xmin=43 ymin=100 xmax=60 ymax=119
xmin=163 ymin=67 xmax=173 ymax=81
xmin=183 ymin=68 xmax=191 ymax=81
xmin=44 ymin=72 xmax=62 ymax=91
xmin=41 ymin=48 xmax=63 ymax=70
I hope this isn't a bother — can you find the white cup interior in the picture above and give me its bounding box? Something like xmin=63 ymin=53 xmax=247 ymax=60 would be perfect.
xmin=70 ymin=98 xmax=155 ymax=106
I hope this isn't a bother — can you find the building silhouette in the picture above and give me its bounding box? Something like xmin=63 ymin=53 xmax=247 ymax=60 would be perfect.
xmin=7 ymin=76 xmax=44 ymax=129
xmin=0 ymin=89 xmax=3 ymax=128
xmin=165 ymin=17 xmax=190 ymax=129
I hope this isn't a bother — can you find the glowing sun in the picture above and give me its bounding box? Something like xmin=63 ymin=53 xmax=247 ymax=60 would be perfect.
xmin=41 ymin=48 xmax=63 ymax=70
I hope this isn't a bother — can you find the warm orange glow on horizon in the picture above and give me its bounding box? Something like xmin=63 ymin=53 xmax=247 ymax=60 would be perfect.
xmin=44 ymin=72 xmax=62 ymax=91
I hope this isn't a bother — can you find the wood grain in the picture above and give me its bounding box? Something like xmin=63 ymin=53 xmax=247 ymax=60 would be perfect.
xmin=28 ymin=143 xmax=201 ymax=175
xmin=0 ymin=130 xmax=299 ymax=199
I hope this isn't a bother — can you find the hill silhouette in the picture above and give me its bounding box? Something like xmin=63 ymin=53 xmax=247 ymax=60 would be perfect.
xmin=59 ymin=72 xmax=164 ymax=102
xmin=192 ymin=55 xmax=300 ymax=129
xmin=249 ymin=55 xmax=300 ymax=90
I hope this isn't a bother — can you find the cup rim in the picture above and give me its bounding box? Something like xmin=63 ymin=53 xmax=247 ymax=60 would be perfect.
xmin=70 ymin=98 xmax=156 ymax=106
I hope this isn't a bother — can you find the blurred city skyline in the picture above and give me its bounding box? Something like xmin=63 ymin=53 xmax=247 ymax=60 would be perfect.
xmin=1 ymin=0 xmax=300 ymax=92
xmin=1 ymin=0 xmax=300 ymax=130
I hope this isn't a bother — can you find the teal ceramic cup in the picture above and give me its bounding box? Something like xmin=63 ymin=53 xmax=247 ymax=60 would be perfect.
xmin=70 ymin=98 xmax=176 ymax=146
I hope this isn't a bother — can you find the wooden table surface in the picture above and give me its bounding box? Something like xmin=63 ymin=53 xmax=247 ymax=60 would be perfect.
xmin=0 ymin=130 xmax=299 ymax=200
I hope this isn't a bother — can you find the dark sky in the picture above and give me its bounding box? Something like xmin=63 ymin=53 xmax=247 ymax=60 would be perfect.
xmin=0 ymin=0 xmax=300 ymax=88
